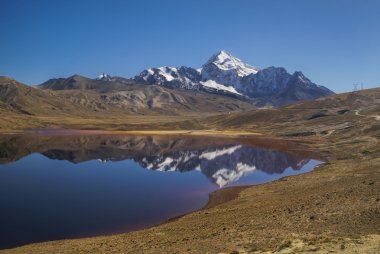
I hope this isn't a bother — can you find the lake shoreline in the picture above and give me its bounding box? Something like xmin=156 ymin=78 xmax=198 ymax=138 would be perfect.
xmin=0 ymin=128 xmax=262 ymax=137
xmin=0 ymin=130 xmax=321 ymax=249
xmin=1 ymin=127 xmax=379 ymax=253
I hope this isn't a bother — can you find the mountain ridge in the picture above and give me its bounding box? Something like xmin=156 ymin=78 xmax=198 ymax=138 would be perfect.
xmin=0 ymin=76 xmax=254 ymax=119
xmin=36 ymin=51 xmax=333 ymax=107
xmin=133 ymin=50 xmax=334 ymax=106
xmin=2 ymin=51 xmax=335 ymax=118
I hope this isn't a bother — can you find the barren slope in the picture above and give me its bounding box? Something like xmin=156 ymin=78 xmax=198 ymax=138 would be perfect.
xmin=0 ymin=88 xmax=379 ymax=253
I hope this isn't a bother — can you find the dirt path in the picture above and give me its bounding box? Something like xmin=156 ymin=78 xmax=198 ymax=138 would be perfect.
xmin=354 ymin=109 xmax=380 ymax=120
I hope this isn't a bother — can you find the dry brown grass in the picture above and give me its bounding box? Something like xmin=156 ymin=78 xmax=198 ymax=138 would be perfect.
xmin=0 ymin=88 xmax=379 ymax=253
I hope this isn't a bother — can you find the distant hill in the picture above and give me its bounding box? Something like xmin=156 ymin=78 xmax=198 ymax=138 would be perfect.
xmin=201 ymin=87 xmax=380 ymax=137
xmin=38 ymin=74 xmax=136 ymax=92
xmin=0 ymin=76 xmax=78 ymax=116
xmin=0 ymin=76 xmax=254 ymax=117
xmin=1 ymin=75 xmax=378 ymax=136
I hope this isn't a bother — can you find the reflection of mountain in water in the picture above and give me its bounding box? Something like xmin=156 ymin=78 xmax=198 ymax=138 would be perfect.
xmin=0 ymin=135 xmax=309 ymax=187
xmin=137 ymin=145 xmax=309 ymax=187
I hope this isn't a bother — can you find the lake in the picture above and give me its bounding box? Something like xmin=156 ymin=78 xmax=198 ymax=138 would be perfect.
xmin=0 ymin=133 xmax=321 ymax=249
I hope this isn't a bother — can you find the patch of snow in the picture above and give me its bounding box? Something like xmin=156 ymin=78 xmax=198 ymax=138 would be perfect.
xmin=201 ymin=80 xmax=242 ymax=95
xmin=97 ymin=73 xmax=112 ymax=81
xmin=147 ymin=69 xmax=154 ymax=75
xmin=157 ymin=67 xmax=177 ymax=82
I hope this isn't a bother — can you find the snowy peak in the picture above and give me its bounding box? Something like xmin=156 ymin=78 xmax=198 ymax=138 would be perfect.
xmin=135 ymin=66 xmax=243 ymax=95
xmin=142 ymin=67 xmax=179 ymax=82
xmin=205 ymin=50 xmax=259 ymax=77
xmin=200 ymin=80 xmax=242 ymax=95
xmin=201 ymin=51 xmax=259 ymax=89
xmin=97 ymin=73 xmax=112 ymax=81
xmin=132 ymin=50 xmax=334 ymax=106
xmin=135 ymin=66 xmax=201 ymax=90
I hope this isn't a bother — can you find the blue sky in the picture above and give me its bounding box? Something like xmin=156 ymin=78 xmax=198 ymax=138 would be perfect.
xmin=0 ymin=0 xmax=379 ymax=93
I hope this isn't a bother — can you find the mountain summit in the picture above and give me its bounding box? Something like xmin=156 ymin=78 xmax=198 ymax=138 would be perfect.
xmin=204 ymin=50 xmax=259 ymax=76
xmin=201 ymin=50 xmax=258 ymax=86
xmin=134 ymin=50 xmax=334 ymax=106
xmin=97 ymin=73 xmax=112 ymax=81
xmin=36 ymin=51 xmax=334 ymax=107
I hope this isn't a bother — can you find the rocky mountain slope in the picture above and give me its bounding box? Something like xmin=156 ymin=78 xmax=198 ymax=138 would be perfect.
xmin=1 ymin=50 xmax=335 ymax=121
xmin=0 ymin=76 xmax=254 ymax=119
xmin=201 ymin=50 xmax=259 ymax=87
xmin=0 ymin=76 xmax=81 ymax=116
xmin=1 ymin=50 xmax=336 ymax=128
xmin=135 ymin=50 xmax=334 ymax=106
xmin=38 ymin=74 xmax=135 ymax=92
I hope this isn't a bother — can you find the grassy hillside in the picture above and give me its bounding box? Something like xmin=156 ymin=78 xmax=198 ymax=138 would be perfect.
xmin=1 ymin=87 xmax=379 ymax=253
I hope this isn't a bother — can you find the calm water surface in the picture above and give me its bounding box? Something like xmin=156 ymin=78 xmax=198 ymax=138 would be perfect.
xmin=0 ymin=134 xmax=321 ymax=249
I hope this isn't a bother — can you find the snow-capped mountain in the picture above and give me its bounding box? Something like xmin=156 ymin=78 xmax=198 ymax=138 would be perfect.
xmin=39 ymin=51 xmax=334 ymax=107
xmin=97 ymin=73 xmax=112 ymax=81
xmin=134 ymin=65 xmax=244 ymax=96
xmin=239 ymin=69 xmax=335 ymax=106
xmin=133 ymin=51 xmax=256 ymax=96
xmin=133 ymin=50 xmax=334 ymax=106
xmin=201 ymin=50 xmax=258 ymax=87
xmin=238 ymin=67 xmax=291 ymax=97
xmin=134 ymin=66 xmax=201 ymax=90
xmin=96 ymin=73 xmax=134 ymax=84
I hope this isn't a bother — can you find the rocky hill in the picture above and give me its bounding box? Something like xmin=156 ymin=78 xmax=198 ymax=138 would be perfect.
xmin=0 ymin=76 xmax=254 ymax=118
